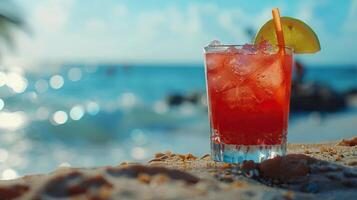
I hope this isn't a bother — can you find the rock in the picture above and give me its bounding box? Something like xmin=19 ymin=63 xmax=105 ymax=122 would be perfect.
xmin=337 ymin=137 xmax=357 ymax=147
xmin=290 ymin=82 xmax=346 ymax=112
xmin=259 ymin=154 xmax=317 ymax=181
xmin=106 ymin=165 xmax=200 ymax=184
xmin=0 ymin=184 xmax=29 ymax=199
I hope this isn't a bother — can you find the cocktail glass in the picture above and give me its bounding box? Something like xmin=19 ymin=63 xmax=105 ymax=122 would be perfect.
xmin=204 ymin=42 xmax=293 ymax=163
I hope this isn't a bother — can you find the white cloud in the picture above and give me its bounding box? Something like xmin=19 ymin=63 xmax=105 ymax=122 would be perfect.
xmin=32 ymin=0 xmax=74 ymax=32
xmin=185 ymin=4 xmax=202 ymax=35
xmin=113 ymin=4 xmax=128 ymax=17
xmin=218 ymin=12 xmax=240 ymax=37
xmin=136 ymin=11 xmax=166 ymax=39
xmin=84 ymin=19 xmax=107 ymax=32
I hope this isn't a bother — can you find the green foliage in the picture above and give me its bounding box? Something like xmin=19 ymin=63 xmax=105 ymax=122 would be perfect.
xmin=0 ymin=8 xmax=25 ymax=52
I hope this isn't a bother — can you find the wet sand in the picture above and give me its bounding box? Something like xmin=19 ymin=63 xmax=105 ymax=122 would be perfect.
xmin=1 ymin=137 xmax=356 ymax=199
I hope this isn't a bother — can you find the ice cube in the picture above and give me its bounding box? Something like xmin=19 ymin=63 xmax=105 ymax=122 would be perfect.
xmin=256 ymin=59 xmax=283 ymax=89
xmin=208 ymin=40 xmax=222 ymax=47
xmin=222 ymin=86 xmax=257 ymax=109
xmin=257 ymin=40 xmax=276 ymax=54
xmin=205 ymin=53 xmax=225 ymax=71
xmin=225 ymin=53 xmax=262 ymax=80
xmin=242 ymin=44 xmax=258 ymax=54
xmin=227 ymin=56 xmax=252 ymax=76
xmin=208 ymin=72 xmax=235 ymax=92
xmin=226 ymin=46 xmax=239 ymax=53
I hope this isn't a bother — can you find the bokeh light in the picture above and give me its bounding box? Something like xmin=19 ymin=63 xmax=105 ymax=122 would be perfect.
xmin=68 ymin=67 xmax=82 ymax=81
xmin=153 ymin=101 xmax=168 ymax=114
xmin=179 ymin=104 xmax=195 ymax=116
xmin=35 ymin=79 xmax=49 ymax=93
xmin=49 ymin=75 xmax=64 ymax=89
xmin=118 ymin=92 xmax=137 ymax=109
xmin=52 ymin=111 xmax=68 ymax=125
xmin=69 ymin=105 xmax=85 ymax=120
xmin=1 ymin=168 xmax=18 ymax=180
xmin=86 ymin=101 xmax=100 ymax=115
xmin=58 ymin=162 xmax=71 ymax=168
xmin=131 ymin=147 xmax=147 ymax=160
xmin=0 ymin=111 xmax=27 ymax=130
xmin=0 ymin=98 xmax=4 ymax=111
xmin=5 ymin=72 xmax=28 ymax=93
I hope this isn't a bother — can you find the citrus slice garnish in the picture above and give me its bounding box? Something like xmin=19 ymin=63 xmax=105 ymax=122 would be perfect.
xmin=254 ymin=17 xmax=320 ymax=54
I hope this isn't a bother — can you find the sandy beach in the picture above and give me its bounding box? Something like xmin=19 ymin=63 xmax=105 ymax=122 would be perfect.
xmin=0 ymin=137 xmax=356 ymax=200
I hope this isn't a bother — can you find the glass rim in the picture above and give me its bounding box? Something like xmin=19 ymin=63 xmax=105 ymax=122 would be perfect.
xmin=204 ymin=44 xmax=294 ymax=53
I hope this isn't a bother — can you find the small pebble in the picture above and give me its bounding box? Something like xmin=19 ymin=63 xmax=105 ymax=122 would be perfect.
xmin=148 ymin=158 xmax=162 ymax=163
xmin=151 ymin=174 xmax=170 ymax=185
xmin=230 ymin=182 xmax=246 ymax=188
xmin=155 ymin=152 xmax=165 ymax=158
xmin=200 ymin=154 xmax=210 ymax=160
xmin=222 ymin=163 xmax=232 ymax=169
xmin=283 ymin=190 xmax=295 ymax=200
xmin=137 ymin=173 xmax=151 ymax=184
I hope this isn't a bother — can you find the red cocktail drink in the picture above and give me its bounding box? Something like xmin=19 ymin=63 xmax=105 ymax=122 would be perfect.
xmin=204 ymin=42 xmax=293 ymax=163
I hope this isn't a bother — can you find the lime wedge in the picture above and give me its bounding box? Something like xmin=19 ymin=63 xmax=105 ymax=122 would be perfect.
xmin=254 ymin=17 xmax=320 ymax=54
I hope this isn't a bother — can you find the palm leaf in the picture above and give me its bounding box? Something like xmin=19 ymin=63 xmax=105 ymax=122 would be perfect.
xmin=0 ymin=7 xmax=25 ymax=51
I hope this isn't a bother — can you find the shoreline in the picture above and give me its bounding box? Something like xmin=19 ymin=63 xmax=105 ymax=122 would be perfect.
xmin=0 ymin=137 xmax=356 ymax=199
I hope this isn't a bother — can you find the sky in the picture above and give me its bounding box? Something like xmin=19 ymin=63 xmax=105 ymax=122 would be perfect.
xmin=2 ymin=0 xmax=357 ymax=68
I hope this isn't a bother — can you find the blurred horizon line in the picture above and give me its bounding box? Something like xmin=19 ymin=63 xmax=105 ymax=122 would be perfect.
xmin=2 ymin=60 xmax=357 ymax=73
xmin=35 ymin=61 xmax=357 ymax=68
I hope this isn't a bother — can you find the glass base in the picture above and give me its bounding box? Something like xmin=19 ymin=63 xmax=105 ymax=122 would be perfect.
xmin=211 ymin=142 xmax=286 ymax=163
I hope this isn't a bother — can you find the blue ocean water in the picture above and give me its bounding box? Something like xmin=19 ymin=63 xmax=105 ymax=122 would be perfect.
xmin=304 ymin=66 xmax=357 ymax=92
xmin=0 ymin=64 xmax=356 ymax=178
